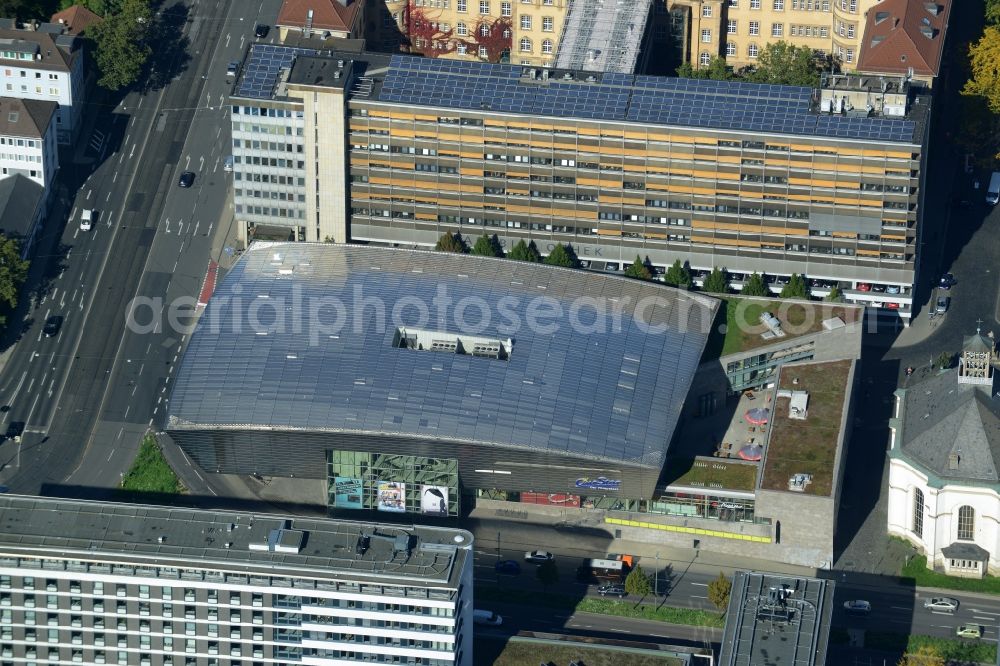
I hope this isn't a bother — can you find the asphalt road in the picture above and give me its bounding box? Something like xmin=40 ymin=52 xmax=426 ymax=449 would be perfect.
xmin=0 ymin=0 xmax=284 ymax=492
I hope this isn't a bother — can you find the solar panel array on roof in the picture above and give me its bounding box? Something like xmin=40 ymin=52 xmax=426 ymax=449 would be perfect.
xmin=376 ymin=53 xmax=916 ymax=142
xmin=235 ymin=43 xmax=319 ymax=99
xmin=167 ymin=243 xmax=717 ymax=468
xmin=380 ymin=55 xmax=632 ymax=121
xmin=232 ymin=46 xmax=917 ymax=143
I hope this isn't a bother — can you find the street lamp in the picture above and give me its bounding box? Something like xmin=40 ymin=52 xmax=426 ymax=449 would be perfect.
xmin=655 ymin=552 xmax=659 ymax=596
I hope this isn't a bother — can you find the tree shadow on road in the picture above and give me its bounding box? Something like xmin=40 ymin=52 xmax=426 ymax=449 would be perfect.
xmin=143 ymin=0 xmax=192 ymax=93
xmin=26 ymin=242 xmax=72 ymax=308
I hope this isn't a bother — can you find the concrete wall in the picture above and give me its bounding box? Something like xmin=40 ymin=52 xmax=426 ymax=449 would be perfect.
xmin=294 ymin=83 xmax=349 ymax=243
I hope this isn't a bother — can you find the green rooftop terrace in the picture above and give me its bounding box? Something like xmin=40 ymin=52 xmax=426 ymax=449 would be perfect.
xmin=662 ymin=456 xmax=759 ymax=493
xmin=700 ymin=297 xmax=861 ymax=359
xmin=760 ymin=359 xmax=853 ymax=496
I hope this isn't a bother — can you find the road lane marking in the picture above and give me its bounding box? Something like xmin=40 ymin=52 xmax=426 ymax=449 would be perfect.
xmin=975 ymin=616 xmax=997 ymax=621
xmin=890 ymin=606 xmax=909 ymax=611
xmin=691 ymin=583 xmax=708 ymax=587
xmin=107 ymin=448 xmax=115 ymax=461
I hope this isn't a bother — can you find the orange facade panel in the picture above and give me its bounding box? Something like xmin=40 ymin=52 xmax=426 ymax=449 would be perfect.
xmin=857 ymin=249 xmax=881 ymax=256
xmin=415 ymin=212 xmax=438 ymax=221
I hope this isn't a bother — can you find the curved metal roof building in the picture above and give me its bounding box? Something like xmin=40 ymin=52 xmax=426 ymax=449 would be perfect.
xmin=166 ymin=242 xmax=717 ymax=501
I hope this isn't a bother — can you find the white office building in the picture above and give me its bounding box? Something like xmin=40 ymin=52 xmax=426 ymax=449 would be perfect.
xmin=0 ymin=23 xmax=85 ymax=144
xmin=0 ymin=495 xmax=475 ymax=665
xmin=0 ymin=96 xmax=57 ymax=189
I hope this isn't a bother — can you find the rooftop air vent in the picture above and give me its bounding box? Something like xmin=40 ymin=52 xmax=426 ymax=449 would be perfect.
xmin=394 ymin=327 xmax=512 ymax=361
xmin=924 ymin=2 xmax=940 ymax=15
xmin=920 ymin=26 xmax=934 ymax=38
xmin=788 ymin=473 xmax=813 ymax=492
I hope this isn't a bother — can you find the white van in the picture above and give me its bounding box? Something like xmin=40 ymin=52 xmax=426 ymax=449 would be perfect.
xmin=80 ymin=209 xmax=94 ymax=231
xmin=472 ymin=610 xmax=502 ymax=626
xmin=986 ymin=172 xmax=1000 ymax=206
xmin=224 ymin=155 xmax=234 ymax=172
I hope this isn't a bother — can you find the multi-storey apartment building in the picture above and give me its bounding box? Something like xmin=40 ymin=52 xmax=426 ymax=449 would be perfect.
xmin=230 ymin=46 xmax=928 ymax=328
xmin=378 ymin=0 xmax=568 ymax=67
xmin=0 ymin=495 xmax=474 ymax=665
xmin=0 ymin=96 xmax=57 ymax=189
xmin=671 ymin=0 xmax=882 ymax=71
xmin=0 ymin=23 xmax=84 ymax=144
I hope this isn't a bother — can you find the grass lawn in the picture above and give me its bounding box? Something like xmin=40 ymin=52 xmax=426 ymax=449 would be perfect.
xmin=120 ymin=434 xmax=184 ymax=494
xmin=704 ymin=297 xmax=860 ymax=358
xmin=902 ymin=554 xmax=1000 ymax=595
xmin=759 ymin=359 xmax=851 ymax=496
xmin=479 ymin=638 xmax=688 ymax=666
xmin=662 ymin=456 xmax=759 ymax=492
xmin=475 ymin=586 xmax=725 ymax=628
xmin=861 ymin=630 xmax=996 ymax=664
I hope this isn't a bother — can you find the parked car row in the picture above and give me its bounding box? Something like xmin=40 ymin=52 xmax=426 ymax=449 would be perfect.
xmin=587 ymin=263 xmax=913 ymax=299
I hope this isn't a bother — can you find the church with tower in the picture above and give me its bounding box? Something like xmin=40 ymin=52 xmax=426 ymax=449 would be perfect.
xmin=887 ymin=325 xmax=1000 ymax=577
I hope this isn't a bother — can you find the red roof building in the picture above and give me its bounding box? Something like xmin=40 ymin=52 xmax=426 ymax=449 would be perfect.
xmin=276 ymin=0 xmax=365 ymax=40
xmin=50 ymin=4 xmax=103 ymax=36
xmin=855 ymin=0 xmax=952 ymax=84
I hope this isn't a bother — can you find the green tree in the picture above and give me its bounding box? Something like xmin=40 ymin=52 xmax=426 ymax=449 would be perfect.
xmin=60 ymin=0 xmax=123 ymax=15
xmin=746 ymin=42 xmax=820 ymax=87
xmin=536 ymin=560 xmax=559 ymax=591
xmin=707 ymin=572 xmax=732 ymax=612
xmin=936 ymin=351 xmax=953 ymax=369
xmin=897 ymin=644 xmax=945 ymax=666
xmin=963 ymin=27 xmax=1000 ymax=114
xmin=988 ymin=0 xmax=1000 ymax=25
xmin=508 ymin=239 xmax=541 ymax=262
xmin=470 ymin=234 xmax=504 ymax=257
xmin=702 ymin=267 xmax=729 ymax=294
xmin=663 ymin=259 xmax=692 ymax=289
xmin=89 ymin=0 xmax=152 ymax=91
xmin=434 ymin=231 xmax=467 ymax=253
xmin=780 ymin=273 xmax=809 ymax=299
xmin=677 ymin=56 xmax=732 ymax=80
xmin=624 ymin=565 xmax=653 ymax=600
xmin=624 ymin=255 xmax=652 ymax=280
xmin=0 ymin=234 xmax=28 ymax=316
xmin=0 ymin=0 xmax=53 ymax=20
xmin=741 ymin=272 xmax=770 ymax=297
xmin=824 ymin=285 xmax=842 ymax=302
xmin=544 ymin=243 xmax=580 ymax=268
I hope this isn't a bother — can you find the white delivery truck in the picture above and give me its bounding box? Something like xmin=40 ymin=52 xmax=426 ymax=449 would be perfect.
xmin=80 ymin=209 xmax=93 ymax=231
xmin=987 ymin=172 xmax=1000 ymax=206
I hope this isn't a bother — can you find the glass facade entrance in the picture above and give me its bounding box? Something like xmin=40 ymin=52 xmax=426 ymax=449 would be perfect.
xmin=327 ymin=451 xmax=460 ymax=516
